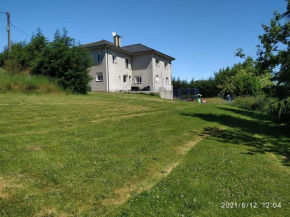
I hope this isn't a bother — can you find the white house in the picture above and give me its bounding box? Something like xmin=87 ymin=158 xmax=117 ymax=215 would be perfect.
xmin=81 ymin=33 xmax=175 ymax=99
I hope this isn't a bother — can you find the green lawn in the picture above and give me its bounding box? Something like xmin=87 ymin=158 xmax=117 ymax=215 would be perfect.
xmin=0 ymin=93 xmax=289 ymax=216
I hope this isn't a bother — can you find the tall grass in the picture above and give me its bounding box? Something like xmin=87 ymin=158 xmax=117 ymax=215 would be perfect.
xmin=0 ymin=68 xmax=66 ymax=94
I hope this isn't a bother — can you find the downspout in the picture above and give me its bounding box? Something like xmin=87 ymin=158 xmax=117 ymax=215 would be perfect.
xmin=105 ymin=47 xmax=109 ymax=92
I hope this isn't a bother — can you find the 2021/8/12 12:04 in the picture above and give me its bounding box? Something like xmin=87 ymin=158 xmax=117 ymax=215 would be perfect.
xmin=221 ymin=202 xmax=282 ymax=209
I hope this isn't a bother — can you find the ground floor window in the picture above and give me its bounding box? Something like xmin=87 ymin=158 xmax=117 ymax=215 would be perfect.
xmin=96 ymin=72 xmax=103 ymax=82
xmin=135 ymin=76 xmax=142 ymax=84
xmin=156 ymin=75 xmax=159 ymax=83
xmin=123 ymin=75 xmax=128 ymax=82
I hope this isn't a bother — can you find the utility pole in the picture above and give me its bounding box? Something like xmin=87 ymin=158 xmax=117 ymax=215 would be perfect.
xmin=6 ymin=12 xmax=11 ymax=52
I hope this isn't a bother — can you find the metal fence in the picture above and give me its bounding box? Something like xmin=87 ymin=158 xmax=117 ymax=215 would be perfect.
xmin=173 ymin=88 xmax=200 ymax=100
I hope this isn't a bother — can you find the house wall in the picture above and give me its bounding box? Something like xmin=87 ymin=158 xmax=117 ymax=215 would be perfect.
xmin=152 ymin=53 xmax=172 ymax=91
xmin=87 ymin=47 xmax=173 ymax=94
xmin=107 ymin=49 xmax=133 ymax=92
xmin=88 ymin=48 xmax=107 ymax=92
xmin=131 ymin=53 xmax=153 ymax=90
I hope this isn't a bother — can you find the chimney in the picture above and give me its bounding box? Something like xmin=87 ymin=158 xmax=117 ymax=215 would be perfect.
xmin=113 ymin=35 xmax=121 ymax=47
xmin=112 ymin=32 xmax=121 ymax=47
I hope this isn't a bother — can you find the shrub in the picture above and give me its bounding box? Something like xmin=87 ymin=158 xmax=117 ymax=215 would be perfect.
xmin=233 ymin=95 xmax=274 ymax=112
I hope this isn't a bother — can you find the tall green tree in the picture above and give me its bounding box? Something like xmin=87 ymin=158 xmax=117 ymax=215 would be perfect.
xmin=214 ymin=56 xmax=263 ymax=97
xmin=31 ymin=29 xmax=92 ymax=93
xmin=257 ymin=0 xmax=290 ymax=124
xmin=0 ymin=28 xmax=93 ymax=94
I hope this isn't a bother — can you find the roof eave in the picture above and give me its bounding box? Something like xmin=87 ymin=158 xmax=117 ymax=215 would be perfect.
xmin=131 ymin=50 xmax=175 ymax=60
xmin=81 ymin=44 xmax=132 ymax=55
xmin=153 ymin=51 xmax=175 ymax=61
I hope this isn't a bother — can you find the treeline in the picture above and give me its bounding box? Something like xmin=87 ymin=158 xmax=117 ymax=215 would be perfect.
xmin=172 ymin=77 xmax=219 ymax=98
xmin=0 ymin=29 xmax=92 ymax=94
xmin=172 ymin=56 xmax=271 ymax=98
xmin=174 ymin=0 xmax=290 ymax=126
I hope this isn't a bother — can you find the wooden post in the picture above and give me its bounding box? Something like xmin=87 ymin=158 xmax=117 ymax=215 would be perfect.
xmin=6 ymin=12 xmax=11 ymax=52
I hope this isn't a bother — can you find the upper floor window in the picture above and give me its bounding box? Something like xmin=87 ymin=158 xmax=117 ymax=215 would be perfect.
xmin=112 ymin=54 xmax=117 ymax=63
xmin=96 ymin=72 xmax=103 ymax=82
xmin=166 ymin=77 xmax=169 ymax=84
xmin=125 ymin=58 xmax=129 ymax=68
xmin=164 ymin=62 xmax=168 ymax=69
xmin=97 ymin=53 xmax=102 ymax=63
xmin=155 ymin=59 xmax=160 ymax=67
xmin=135 ymin=76 xmax=142 ymax=84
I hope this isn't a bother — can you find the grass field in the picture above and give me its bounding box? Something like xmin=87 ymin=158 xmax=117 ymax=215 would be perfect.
xmin=0 ymin=93 xmax=289 ymax=216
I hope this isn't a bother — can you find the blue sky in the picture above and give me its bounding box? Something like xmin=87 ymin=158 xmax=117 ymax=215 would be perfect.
xmin=0 ymin=0 xmax=287 ymax=80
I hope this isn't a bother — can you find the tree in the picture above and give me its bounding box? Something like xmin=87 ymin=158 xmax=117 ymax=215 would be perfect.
xmin=257 ymin=0 xmax=290 ymax=125
xmin=31 ymin=29 xmax=92 ymax=93
xmin=214 ymin=56 xmax=263 ymax=97
xmin=1 ymin=42 xmax=27 ymax=74
xmin=0 ymin=28 xmax=93 ymax=94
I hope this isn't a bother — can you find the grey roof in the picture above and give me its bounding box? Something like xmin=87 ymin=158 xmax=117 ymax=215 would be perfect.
xmin=80 ymin=39 xmax=130 ymax=53
xmin=81 ymin=40 xmax=175 ymax=60
xmin=81 ymin=39 xmax=115 ymax=47
xmin=122 ymin=44 xmax=153 ymax=53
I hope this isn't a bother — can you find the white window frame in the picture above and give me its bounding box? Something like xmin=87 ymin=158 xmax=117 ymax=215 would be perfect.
xmin=112 ymin=54 xmax=117 ymax=63
xmin=156 ymin=59 xmax=160 ymax=67
xmin=135 ymin=76 xmax=142 ymax=84
xmin=155 ymin=75 xmax=159 ymax=83
xmin=96 ymin=72 xmax=103 ymax=82
xmin=166 ymin=77 xmax=169 ymax=84
xmin=97 ymin=53 xmax=102 ymax=63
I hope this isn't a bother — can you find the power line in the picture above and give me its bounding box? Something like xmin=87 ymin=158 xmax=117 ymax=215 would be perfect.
xmin=9 ymin=22 xmax=30 ymax=38
xmin=0 ymin=12 xmax=6 ymax=14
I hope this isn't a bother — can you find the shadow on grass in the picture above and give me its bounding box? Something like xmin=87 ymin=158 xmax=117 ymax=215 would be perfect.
xmin=219 ymin=107 xmax=273 ymax=122
xmin=181 ymin=112 xmax=290 ymax=167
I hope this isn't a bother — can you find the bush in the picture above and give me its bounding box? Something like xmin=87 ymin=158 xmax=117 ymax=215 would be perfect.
xmin=233 ymin=95 xmax=274 ymax=112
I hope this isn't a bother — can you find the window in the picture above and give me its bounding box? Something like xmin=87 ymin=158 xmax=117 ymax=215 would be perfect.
xmin=156 ymin=59 xmax=160 ymax=67
xmin=155 ymin=75 xmax=159 ymax=83
xmin=166 ymin=77 xmax=169 ymax=84
xmin=123 ymin=75 xmax=128 ymax=83
xmin=96 ymin=72 xmax=103 ymax=82
xmin=97 ymin=53 xmax=102 ymax=62
xmin=135 ymin=76 xmax=142 ymax=84
xmin=112 ymin=54 xmax=117 ymax=63
xmin=164 ymin=62 xmax=168 ymax=69
xmin=125 ymin=58 xmax=129 ymax=68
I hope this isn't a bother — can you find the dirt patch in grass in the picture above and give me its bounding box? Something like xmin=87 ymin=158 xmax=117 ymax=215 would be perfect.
xmin=0 ymin=177 xmax=22 ymax=199
xmin=27 ymin=146 xmax=42 ymax=151
xmin=37 ymin=208 xmax=68 ymax=217
xmin=102 ymin=132 xmax=209 ymax=208
xmin=102 ymin=106 xmax=149 ymax=112
xmin=102 ymin=162 xmax=180 ymax=207
xmin=91 ymin=111 xmax=163 ymax=123
xmin=175 ymin=136 xmax=206 ymax=155
xmin=267 ymin=153 xmax=290 ymax=174
xmin=103 ymin=128 xmax=229 ymax=208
